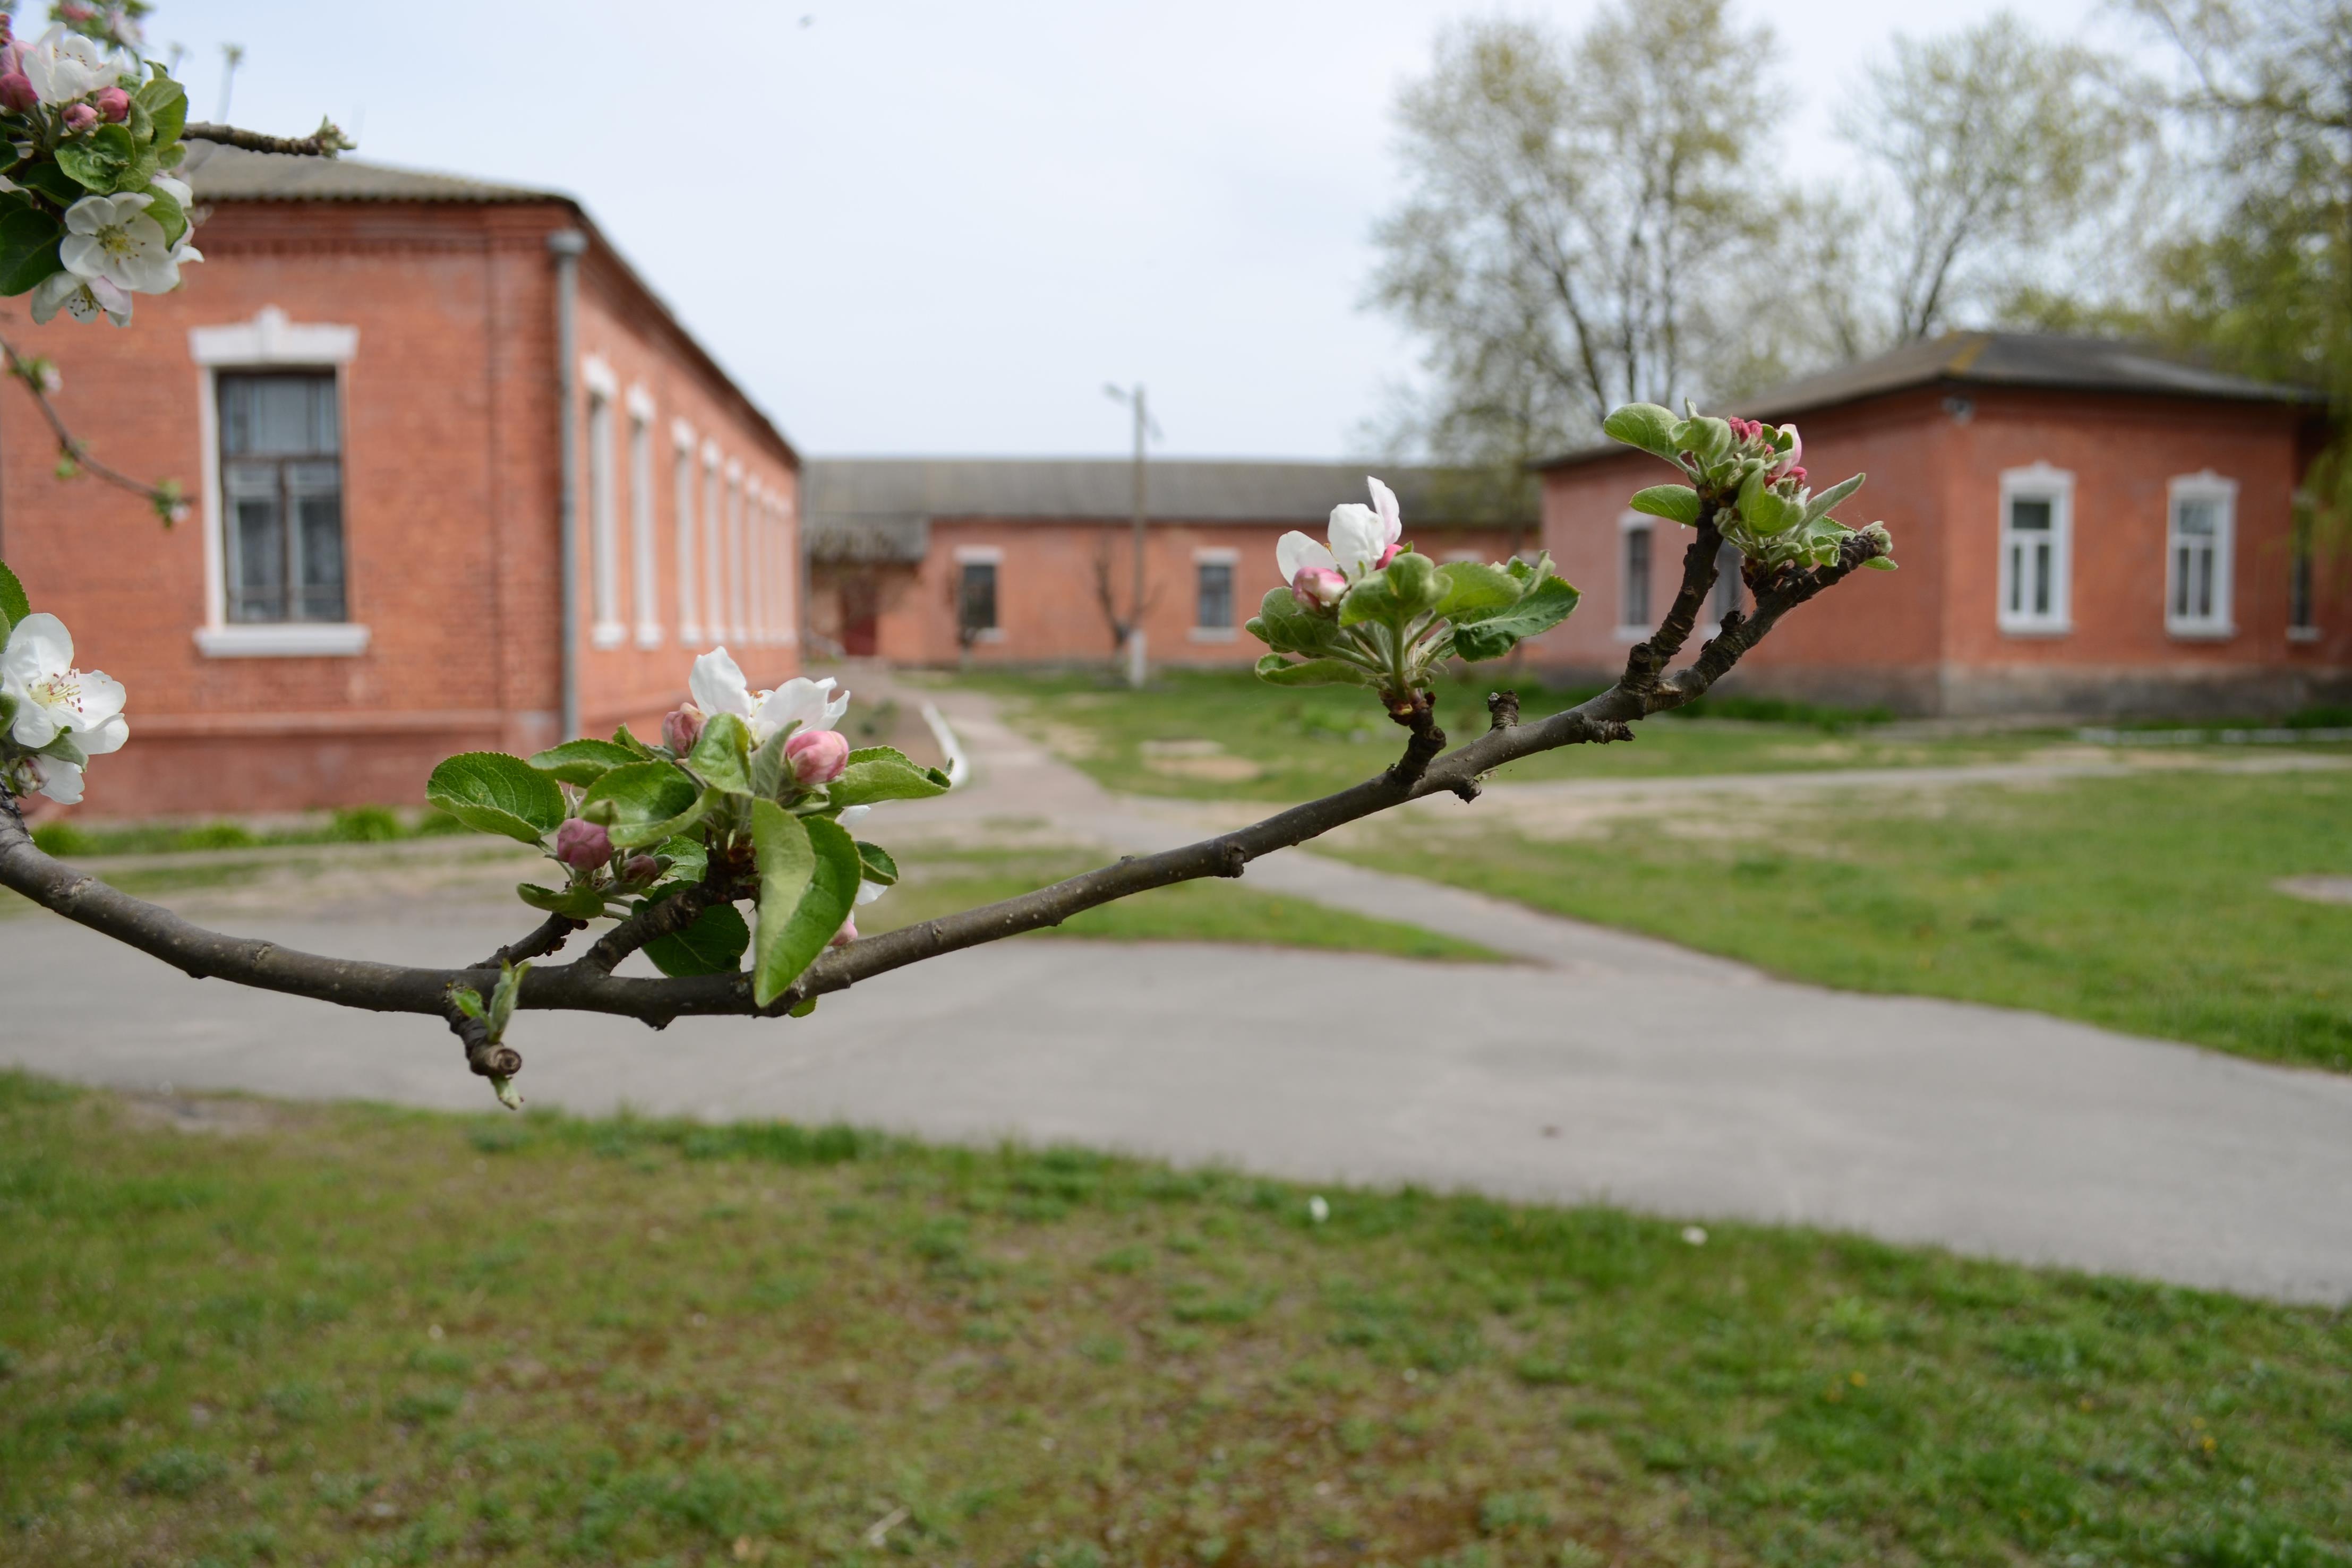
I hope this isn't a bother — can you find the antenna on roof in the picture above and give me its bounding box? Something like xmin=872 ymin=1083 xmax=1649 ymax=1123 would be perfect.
xmin=218 ymin=43 xmax=244 ymax=125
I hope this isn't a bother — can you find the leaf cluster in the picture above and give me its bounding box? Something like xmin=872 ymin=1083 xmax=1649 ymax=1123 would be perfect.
xmin=1246 ymin=550 xmax=1580 ymax=699
xmin=1604 ymin=403 xmax=1895 ymax=575
xmin=0 ymin=59 xmax=192 ymax=296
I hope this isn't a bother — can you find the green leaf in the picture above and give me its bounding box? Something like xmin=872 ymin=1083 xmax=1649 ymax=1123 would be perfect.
xmin=142 ymin=183 xmax=187 ymax=247
xmin=0 ymin=559 xmax=29 ymax=639
xmin=527 ymin=738 xmax=640 ymax=787
xmin=516 ymin=880 xmax=608 ymax=920
xmin=1450 ymin=575 xmax=1581 ymax=662
xmin=447 ymin=986 xmax=485 ymax=1021
xmin=687 ymin=711 xmax=755 ymax=795
xmin=1735 ymin=469 xmax=1800 ymax=535
xmin=750 ymin=723 xmax=791 ymax=801
xmin=1863 ymin=556 xmax=1899 ymax=571
xmin=855 ymin=841 xmax=899 ymax=888
xmin=1253 ymin=654 xmax=1379 ymax=688
xmin=1337 ymin=569 xmax=1405 ymax=628
xmin=15 ymin=161 xmax=84 ymax=208
xmin=1602 ymin=402 xmax=1683 ymax=461
xmin=1630 ymin=484 xmax=1703 ymax=526
xmin=788 ymin=997 xmax=819 ymax=1018
xmin=0 ymin=207 xmax=62 ymax=298
xmin=487 ymin=961 xmax=526 ymax=1040
xmin=611 ymin=723 xmax=656 ymax=758
xmin=643 ymin=898 xmax=751 ymax=978
xmin=652 ymin=834 xmax=708 ymax=890
xmin=749 ymin=801 xmax=861 ymax=1008
xmin=1802 ymin=473 xmax=1866 ymax=526
xmin=56 ymin=124 xmax=136 ymax=192
xmin=831 ymin=746 xmax=952 ymax=808
xmin=1245 ymin=586 xmax=1353 ymax=658
xmin=1433 ymin=561 xmax=1521 ymax=622
xmin=135 ymin=76 xmax=188 ymax=145
xmin=580 ymin=760 xmax=707 ymax=851
xmin=1675 ymin=416 xmax=1735 ymax=468
xmin=426 ymin=752 xmax=566 ymax=845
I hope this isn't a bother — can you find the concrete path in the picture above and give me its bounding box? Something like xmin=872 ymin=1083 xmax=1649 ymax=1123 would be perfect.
xmin=6 ymin=676 xmax=2351 ymax=1304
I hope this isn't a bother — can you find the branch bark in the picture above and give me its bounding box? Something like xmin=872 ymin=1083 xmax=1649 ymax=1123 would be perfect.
xmin=182 ymin=121 xmax=355 ymax=159
xmin=0 ymin=526 xmax=1887 ymax=1028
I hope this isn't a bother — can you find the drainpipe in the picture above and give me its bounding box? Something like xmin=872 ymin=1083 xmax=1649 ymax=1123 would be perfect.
xmin=549 ymin=228 xmax=589 ymax=742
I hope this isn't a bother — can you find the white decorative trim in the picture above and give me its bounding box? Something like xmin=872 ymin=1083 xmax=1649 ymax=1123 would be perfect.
xmin=189 ymin=305 xmax=357 ymax=367
xmin=625 ymin=383 xmax=656 ymax=422
xmin=1192 ymin=546 xmax=1239 ymax=564
xmin=591 ymin=621 xmax=627 ymax=650
xmin=672 ymin=418 xmax=696 ymax=450
xmin=1997 ymin=464 xmax=2074 ymax=636
xmin=580 ymin=354 xmax=618 ymax=398
xmin=2165 ymin=470 xmax=2237 ymax=640
xmin=195 ymin=623 xmax=371 ymax=658
xmin=1188 ymin=626 xmax=1239 ymax=642
xmin=2288 ymin=626 xmax=2323 ymax=644
xmin=953 ymin=545 xmax=1005 ymax=564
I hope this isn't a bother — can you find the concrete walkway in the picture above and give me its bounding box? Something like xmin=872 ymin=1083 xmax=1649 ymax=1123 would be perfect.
xmin=5 ymin=678 xmax=2351 ymax=1304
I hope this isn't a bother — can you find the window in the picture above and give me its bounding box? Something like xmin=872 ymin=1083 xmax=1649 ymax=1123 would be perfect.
xmin=586 ymin=388 xmax=622 ymax=647
xmin=1998 ymin=465 xmax=2073 ymax=633
xmin=628 ymin=393 xmax=660 ymax=647
xmin=1620 ymin=518 xmax=1653 ymax=633
xmin=2290 ymin=496 xmax=2319 ymax=641
xmin=702 ymin=447 xmax=724 ymax=647
xmin=2166 ymin=472 xmax=2236 ymax=638
xmin=958 ymin=560 xmax=999 ymax=637
xmin=219 ymin=372 xmax=346 ymax=623
xmin=673 ymin=425 xmax=700 ymax=643
xmin=727 ymin=465 xmax=748 ymax=641
xmin=1193 ymin=552 xmax=1236 ymax=638
xmin=1712 ymin=539 xmax=1742 ymax=625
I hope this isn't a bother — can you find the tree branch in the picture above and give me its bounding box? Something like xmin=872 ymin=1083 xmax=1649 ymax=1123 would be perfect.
xmin=469 ymin=913 xmax=583 ymax=974
xmin=182 ymin=120 xmax=355 ymax=159
xmin=0 ymin=525 xmax=1888 ymax=1028
xmin=0 ymin=332 xmax=186 ymax=519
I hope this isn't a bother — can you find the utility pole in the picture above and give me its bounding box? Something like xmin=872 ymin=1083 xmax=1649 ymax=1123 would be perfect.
xmin=1102 ymin=383 xmax=1158 ymax=689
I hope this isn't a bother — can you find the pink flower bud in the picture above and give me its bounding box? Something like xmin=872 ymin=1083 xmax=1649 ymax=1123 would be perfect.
xmin=785 ymin=727 xmax=850 ymax=786
xmin=1375 ymin=543 xmax=1400 ymax=570
xmin=829 ymin=914 xmax=858 ymax=948
xmin=623 ymin=853 xmax=661 ymax=884
xmin=61 ymin=103 xmax=97 ymax=134
xmin=94 ymin=86 xmax=129 ymax=123
xmin=0 ymin=72 xmax=39 ymax=114
xmin=59 ymin=1 xmax=95 ymax=21
xmin=1290 ymin=566 xmax=1346 ymax=611
xmin=661 ymin=703 xmax=704 ymax=753
xmin=1770 ymin=425 xmax=1803 ymax=479
xmin=553 ymin=817 xmax=611 ymax=871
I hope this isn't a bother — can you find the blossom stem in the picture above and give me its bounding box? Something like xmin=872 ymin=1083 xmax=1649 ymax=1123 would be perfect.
xmin=0 ymin=331 xmax=184 ymax=518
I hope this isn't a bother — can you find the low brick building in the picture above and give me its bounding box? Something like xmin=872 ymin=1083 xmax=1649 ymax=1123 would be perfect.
xmin=1535 ymin=332 xmax=2347 ymax=715
xmin=2 ymin=145 xmax=801 ymax=818
xmin=805 ymin=459 xmax=1532 ymax=666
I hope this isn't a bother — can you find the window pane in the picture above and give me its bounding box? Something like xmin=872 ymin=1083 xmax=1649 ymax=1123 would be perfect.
xmin=2175 ymin=499 xmax=2219 ymax=538
xmin=1196 ymin=562 xmax=1234 ymax=628
xmin=221 ymin=373 xmax=337 ymax=457
xmin=1624 ymin=527 xmax=1651 ymax=626
xmin=2031 ymin=541 xmax=2051 ymax=617
xmin=960 ymin=563 xmax=997 ymax=630
xmin=2011 ymin=498 xmax=2052 ymax=533
xmin=1713 ymin=540 xmax=1741 ymax=621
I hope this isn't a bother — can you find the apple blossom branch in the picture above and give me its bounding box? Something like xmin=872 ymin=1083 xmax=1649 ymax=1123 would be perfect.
xmin=0 ymin=520 xmax=1885 ymax=1033
xmin=182 ymin=119 xmax=355 ymax=159
xmin=0 ymin=329 xmax=187 ymax=521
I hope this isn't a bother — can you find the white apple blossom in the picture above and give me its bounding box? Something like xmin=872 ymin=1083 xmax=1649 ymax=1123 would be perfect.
xmin=2 ymin=613 xmax=127 ymax=807
xmin=31 ymin=268 xmax=132 ymax=327
xmin=21 ymin=27 xmax=121 ymax=106
xmin=687 ymin=647 xmax=850 ymax=746
xmin=62 ymin=192 xmax=181 ymax=296
xmin=1275 ymin=475 xmax=1404 ymax=584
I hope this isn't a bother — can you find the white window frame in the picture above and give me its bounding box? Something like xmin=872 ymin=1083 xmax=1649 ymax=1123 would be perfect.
xmin=725 ymin=460 xmax=748 ymax=643
xmin=581 ymin=355 xmax=623 ymax=650
xmin=953 ymin=544 xmax=1005 ymax=642
xmin=2165 ymin=470 xmax=2237 ymax=640
xmin=672 ymin=421 xmax=700 ymax=646
xmin=187 ymin=307 xmax=370 ymax=657
xmin=1190 ymin=546 xmax=1239 ymax=641
xmin=774 ymin=487 xmax=798 ymax=645
xmin=625 ymin=386 xmax=661 ymax=649
xmin=702 ymin=443 xmax=725 ymax=650
xmin=1998 ymin=464 xmax=2074 ymax=636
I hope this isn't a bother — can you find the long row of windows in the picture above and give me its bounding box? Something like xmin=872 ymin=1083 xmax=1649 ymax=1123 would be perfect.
xmin=1615 ymin=466 xmax=2319 ymax=640
xmin=953 ymin=550 xmax=1242 ymax=640
xmin=585 ymin=360 xmax=794 ymax=653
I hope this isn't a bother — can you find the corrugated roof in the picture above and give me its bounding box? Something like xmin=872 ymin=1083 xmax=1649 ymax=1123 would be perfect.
xmin=805 ymin=458 xmax=1529 ymax=562
xmin=183 ymin=141 xmax=565 ymax=204
xmin=1534 ymin=331 xmax=2326 ymax=471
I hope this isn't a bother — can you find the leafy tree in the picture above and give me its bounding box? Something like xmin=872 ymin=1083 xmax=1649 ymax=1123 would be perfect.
xmin=1368 ymin=0 xmax=1777 ymax=474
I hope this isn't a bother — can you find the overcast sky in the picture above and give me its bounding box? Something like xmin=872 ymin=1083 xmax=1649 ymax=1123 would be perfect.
xmin=162 ymin=0 xmax=2149 ymax=459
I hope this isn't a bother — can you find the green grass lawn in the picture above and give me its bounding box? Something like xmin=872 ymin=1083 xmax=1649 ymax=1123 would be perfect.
xmin=1336 ymin=770 xmax=2352 ymax=1073
xmin=959 ymin=668 xmax=2075 ymax=803
xmin=862 ymin=848 xmax=1504 ymax=964
xmin=3 ymin=1073 xmax=2346 ymax=1567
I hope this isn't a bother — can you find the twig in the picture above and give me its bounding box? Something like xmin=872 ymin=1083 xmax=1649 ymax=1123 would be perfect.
xmin=0 ymin=527 xmax=1889 ymax=1027
xmin=469 ymin=913 xmax=583 ymax=974
xmin=0 ymin=331 xmax=186 ymax=519
xmin=182 ymin=119 xmax=354 ymax=159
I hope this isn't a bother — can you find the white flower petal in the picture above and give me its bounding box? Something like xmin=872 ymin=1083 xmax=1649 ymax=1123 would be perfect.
xmin=1327 ymin=503 xmax=1385 ymax=576
xmin=4 ymin=613 xmax=75 ymax=683
xmin=854 ymin=879 xmax=887 ymax=906
xmin=688 ymin=647 xmax=753 ymax=719
xmin=1367 ymin=476 xmax=1402 ymax=546
xmin=834 ymin=804 xmax=871 ymax=829
xmin=28 ymin=270 xmax=79 ymax=325
xmin=753 ymin=676 xmax=844 ymax=742
xmin=80 ymin=712 xmax=128 ymax=757
xmin=1275 ymin=530 xmax=1335 ymax=582
xmin=33 ymin=757 xmax=84 ymax=804
xmin=66 ymin=667 xmax=126 ymax=730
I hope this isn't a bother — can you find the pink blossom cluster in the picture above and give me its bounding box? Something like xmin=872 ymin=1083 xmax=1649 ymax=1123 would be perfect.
xmin=1728 ymin=417 xmax=1806 ymax=486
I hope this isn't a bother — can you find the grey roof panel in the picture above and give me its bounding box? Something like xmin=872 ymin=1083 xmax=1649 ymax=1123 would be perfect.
xmin=183 ymin=142 xmax=564 ymax=204
xmin=1534 ymin=331 xmax=2325 ymax=471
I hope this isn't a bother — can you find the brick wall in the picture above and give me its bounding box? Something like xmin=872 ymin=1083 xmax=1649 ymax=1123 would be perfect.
xmin=2 ymin=198 xmax=797 ymax=818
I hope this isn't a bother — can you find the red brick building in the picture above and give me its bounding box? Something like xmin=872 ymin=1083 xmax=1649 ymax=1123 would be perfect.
xmin=1534 ymin=333 xmax=2348 ymax=715
xmin=1 ymin=145 xmax=801 ymax=818
xmin=806 ymin=460 xmax=1532 ymax=666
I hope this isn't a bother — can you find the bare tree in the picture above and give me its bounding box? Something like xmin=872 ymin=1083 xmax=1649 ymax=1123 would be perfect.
xmin=1369 ymin=0 xmax=1777 ymax=469
xmin=1835 ymin=13 xmax=2157 ymax=347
